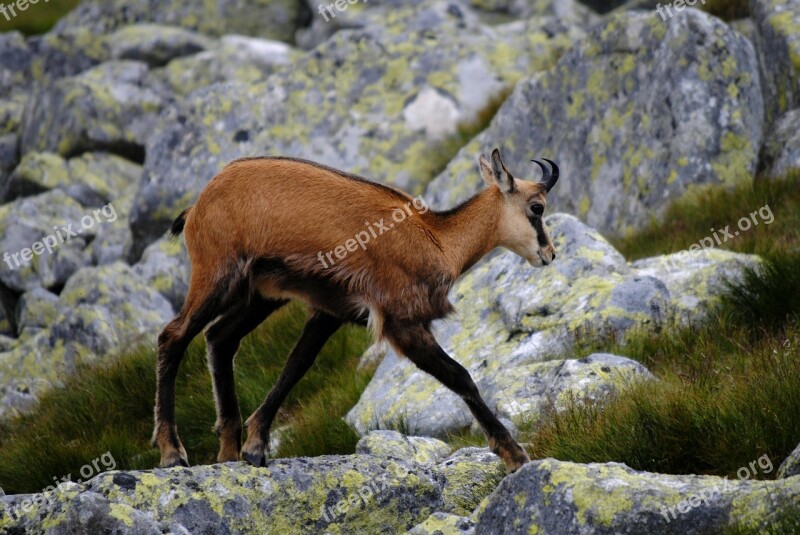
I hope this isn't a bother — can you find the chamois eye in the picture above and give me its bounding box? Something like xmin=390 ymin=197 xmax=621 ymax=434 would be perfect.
xmin=530 ymin=203 xmax=544 ymax=216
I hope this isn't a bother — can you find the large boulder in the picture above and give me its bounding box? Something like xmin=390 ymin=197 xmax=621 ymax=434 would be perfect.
xmin=132 ymin=235 xmax=190 ymax=312
xmin=346 ymin=214 xmax=759 ymax=437
xmin=20 ymin=61 xmax=166 ymax=159
xmin=779 ymin=441 xmax=800 ymax=478
xmin=0 ymin=96 xmax=24 ymax=188
xmin=472 ymin=458 xmax=800 ymax=533
xmin=105 ymin=24 xmax=214 ymax=67
xmin=750 ymin=0 xmax=800 ymax=125
xmin=0 ymin=32 xmax=33 ymax=97
xmin=128 ymin=1 xmax=584 ymax=256
xmin=50 ymin=0 xmax=307 ymax=43
xmin=426 ymin=8 xmax=764 ymax=236
xmin=758 ymin=108 xmax=800 ymax=177
xmin=0 ymin=262 xmax=173 ymax=392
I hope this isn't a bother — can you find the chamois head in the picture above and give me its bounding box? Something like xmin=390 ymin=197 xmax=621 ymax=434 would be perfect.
xmin=479 ymin=148 xmax=558 ymax=267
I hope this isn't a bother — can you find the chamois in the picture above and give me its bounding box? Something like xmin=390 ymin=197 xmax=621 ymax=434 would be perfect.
xmin=152 ymin=149 xmax=558 ymax=472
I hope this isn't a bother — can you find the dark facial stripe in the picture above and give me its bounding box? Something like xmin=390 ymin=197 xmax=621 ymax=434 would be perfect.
xmin=530 ymin=216 xmax=550 ymax=247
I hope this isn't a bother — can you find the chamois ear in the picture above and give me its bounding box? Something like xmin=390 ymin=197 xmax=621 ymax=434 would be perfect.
xmin=479 ymin=155 xmax=494 ymax=186
xmin=490 ymin=148 xmax=515 ymax=193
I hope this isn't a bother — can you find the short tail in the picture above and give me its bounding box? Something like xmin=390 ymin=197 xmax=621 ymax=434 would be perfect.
xmin=169 ymin=206 xmax=193 ymax=238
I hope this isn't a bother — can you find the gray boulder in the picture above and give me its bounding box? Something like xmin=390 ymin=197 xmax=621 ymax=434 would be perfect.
xmin=0 ymin=190 xmax=92 ymax=293
xmin=472 ymin=458 xmax=800 ymax=534
xmin=750 ymin=0 xmax=800 ymax=125
xmin=759 ymin=108 xmax=800 ymax=178
xmin=779 ymin=441 xmax=800 ymax=478
xmin=51 ymin=0 xmax=308 ymax=43
xmin=26 ymin=27 xmax=110 ymax=85
xmin=132 ymin=235 xmax=190 ymax=312
xmin=346 ymin=214 xmax=759 ymax=437
xmin=426 ymin=8 xmax=764 ymax=236
xmin=152 ymin=35 xmax=298 ymax=97
xmin=105 ymin=24 xmax=214 ymax=67
xmin=0 ymin=32 xmax=33 ymax=97
xmin=129 ymin=1 xmax=584 ymax=256
xmin=0 ymin=262 xmax=173 ymax=392
xmin=0 ymin=96 xmax=24 ymax=188
xmin=20 ymin=61 xmax=166 ymax=159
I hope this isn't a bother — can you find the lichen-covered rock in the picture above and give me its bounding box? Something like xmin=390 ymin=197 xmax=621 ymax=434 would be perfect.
xmin=356 ymin=430 xmax=453 ymax=466
xmin=346 ymin=214 xmax=758 ymax=437
xmin=750 ymin=0 xmax=800 ymax=124
xmin=0 ymin=96 xmax=24 ymax=187
xmin=27 ymin=27 xmax=110 ymax=85
xmin=469 ymin=0 xmax=599 ymax=22
xmin=426 ymin=9 xmax=764 ymax=236
xmin=759 ymin=108 xmax=800 ymax=178
xmin=0 ymin=190 xmax=92 ymax=292
xmin=0 ymin=262 xmax=173 ymax=388
xmin=20 ymin=61 xmax=166 ymax=159
xmin=779 ymin=441 xmax=800 ymax=478
xmin=132 ymin=235 xmax=190 ymax=311
xmin=153 ymin=35 xmax=298 ymax=97
xmin=438 ymin=448 xmax=505 ymax=516
xmin=16 ymin=287 xmax=60 ymax=340
xmin=129 ymin=1 xmax=584 ymax=255
xmin=631 ymin=247 xmax=761 ymax=323
xmin=0 ymin=32 xmax=33 ymax=97
xmin=0 ymin=456 xmax=444 ymax=534
xmin=472 ymin=458 xmax=800 ymax=534
xmin=51 ymin=0 xmax=307 ymax=43
xmin=407 ymin=511 xmax=476 ymax=535
xmin=106 ymin=24 xmax=213 ymax=67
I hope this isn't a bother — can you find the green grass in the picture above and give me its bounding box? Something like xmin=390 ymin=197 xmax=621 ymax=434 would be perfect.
xmin=0 ymin=303 xmax=372 ymax=495
xmin=0 ymin=0 xmax=79 ymax=35
xmin=520 ymin=171 xmax=800 ymax=479
xmin=614 ymin=172 xmax=800 ymax=260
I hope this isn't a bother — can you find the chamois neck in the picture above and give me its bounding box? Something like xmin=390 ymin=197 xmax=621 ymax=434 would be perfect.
xmin=433 ymin=189 xmax=500 ymax=277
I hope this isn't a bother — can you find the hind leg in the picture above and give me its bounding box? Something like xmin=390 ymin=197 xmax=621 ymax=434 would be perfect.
xmin=241 ymin=309 xmax=342 ymax=466
xmin=205 ymin=296 xmax=288 ymax=462
xmin=153 ymin=267 xmax=242 ymax=468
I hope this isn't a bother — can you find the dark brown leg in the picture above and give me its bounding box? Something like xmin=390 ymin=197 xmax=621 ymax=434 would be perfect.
xmin=241 ymin=309 xmax=342 ymax=466
xmin=385 ymin=321 xmax=530 ymax=472
xmin=205 ymin=297 xmax=288 ymax=462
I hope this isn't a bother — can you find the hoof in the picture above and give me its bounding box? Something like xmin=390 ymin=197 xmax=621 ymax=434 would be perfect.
xmin=241 ymin=449 xmax=267 ymax=467
xmin=160 ymin=449 xmax=189 ymax=468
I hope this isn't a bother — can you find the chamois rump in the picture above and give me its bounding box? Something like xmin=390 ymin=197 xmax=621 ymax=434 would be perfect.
xmin=152 ymin=149 xmax=559 ymax=472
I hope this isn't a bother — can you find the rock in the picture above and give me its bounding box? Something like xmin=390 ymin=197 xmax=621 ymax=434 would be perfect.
xmin=469 ymin=0 xmax=599 ymax=23
xmin=0 ymin=262 xmax=173 ymax=389
xmin=0 ymin=378 xmax=50 ymax=421
xmin=0 ymin=96 xmax=24 ymax=188
xmin=778 ymin=441 xmax=800 ymax=478
xmin=759 ymin=108 xmax=800 ymax=178
xmin=129 ymin=1 xmax=584 ymax=256
xmin=438 ymin=448 xmax=505 ymax=516
xmin=26 ymin=27 xmax=110 ymax=85
xmin=0 ymin=32 xmax=33 ymax=97
xmin=346 ymin=214 xmax=758 ymax=437
xmin=407 ymin=511 xmax=475 ymax=535
xmin=631 ymin=248 xmax=761 ymax=323
xmin=20 ymin=61 xmax=166 ymax=159
xmin=1 ymin=456 xmax=443 ymax=534
xmin=356 ymin=430 xmax=453 ymax=466
xmin=51 ymin=0 xmax=308 ymax=43
xmin=472 ymin=458 xmax=800 ymax=533
xmin=0 ymin=190 xmax=93 ymax=293
xmin=132 ymin=235 xmax=190 ymax=311
xmin=426 ymin=9 xmax=764 ymax=236
xmin=153 ymin=35 xmax=298 ymax=97
xmin=16 ymin=287 xmax=60 ymax=340
xmin=750 ymin=0 xmax=800 ymax=125
xmin=3 ymin=151 xmax=141 ymax=206
xmin=106 ymin=24 xmax=214 ymax=67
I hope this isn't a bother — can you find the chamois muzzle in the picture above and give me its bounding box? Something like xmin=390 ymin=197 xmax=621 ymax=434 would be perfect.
xmin=531 ymin=158 xmax=559 ymax=193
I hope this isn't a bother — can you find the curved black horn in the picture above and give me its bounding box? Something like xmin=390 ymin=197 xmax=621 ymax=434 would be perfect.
xmin=532 ymin=158 xmax=559 ymax=192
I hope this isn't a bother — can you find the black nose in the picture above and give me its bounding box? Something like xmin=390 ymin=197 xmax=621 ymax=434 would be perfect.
xmin=552 ymin=252 xmax=556 ymax=260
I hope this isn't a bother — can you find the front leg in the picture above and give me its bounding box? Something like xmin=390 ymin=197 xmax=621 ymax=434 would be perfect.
xmin=384 ymin=321 xmax=530 ymax=472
